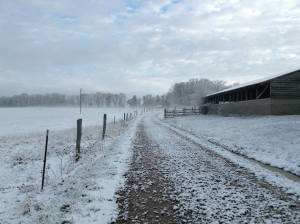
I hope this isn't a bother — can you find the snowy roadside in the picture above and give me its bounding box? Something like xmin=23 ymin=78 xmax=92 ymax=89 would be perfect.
xmin=0 ymin=109 xmax=142 ymax=224
xmin=155 ymin=113 xmax=300 ymax=196
xmin=159 ymin=113 xmax=300 ymax=176
xmin=114 ymin=113 xmax=300 ymax=223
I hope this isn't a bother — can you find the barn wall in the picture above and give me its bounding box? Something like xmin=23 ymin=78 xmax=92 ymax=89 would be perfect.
xmin=271 ymin=99 xmax=300 ymax=115
xmin=205 ymin=71 xmax=300 ymax=116
xmin=271 ymin=71 xmax=300 ymax=99
xmin=207 ymin=99 xmax=271 ymax=115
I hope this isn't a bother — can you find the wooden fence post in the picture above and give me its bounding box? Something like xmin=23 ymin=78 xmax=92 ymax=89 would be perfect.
xmin=164 ymin=109 xmax=166 ymax=119
xmin=102 ymin=114 xmax=107 ymax=140
xmin=41 ymin=130 xmax=49 ymax=190
xmin=114 ymin=116 xmax=115 ymax=124
xmin=124 ymin=113 xmax=125 ymax=121
xmin=75 ymin=119 xmax=82 ymax=162
xmin=126 ymin=113 xmax=128 ymax=121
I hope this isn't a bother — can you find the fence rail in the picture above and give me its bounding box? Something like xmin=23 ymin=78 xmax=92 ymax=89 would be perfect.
xmin=164 ymin=108 xmax=201 ymax=118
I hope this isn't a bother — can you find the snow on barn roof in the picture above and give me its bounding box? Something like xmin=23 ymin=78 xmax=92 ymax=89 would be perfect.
xmin=206 ymin=68 xmax=300 ymax=97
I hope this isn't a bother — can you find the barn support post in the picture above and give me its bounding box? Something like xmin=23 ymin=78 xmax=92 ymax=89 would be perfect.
xmin=257 ymin=84 xmax=269 ymax=99
xmin=256 ymin=87 xmax=258 ymax=99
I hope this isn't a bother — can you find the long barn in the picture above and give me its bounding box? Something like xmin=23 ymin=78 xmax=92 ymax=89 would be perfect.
xmin=204 ymin=68 xmax=300 ymax=115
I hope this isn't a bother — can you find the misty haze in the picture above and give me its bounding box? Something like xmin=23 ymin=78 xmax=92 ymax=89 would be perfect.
xmin=1 ymin=1 xmax=300 ymax=223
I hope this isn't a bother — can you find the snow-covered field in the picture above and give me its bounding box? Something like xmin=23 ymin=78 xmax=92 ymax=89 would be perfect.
xmin=0 ymin=107 xmax=140 ymax=224
xmin=1 ymin=108 xmax=300 ymax=223
xmin=0 ymin=107 xmax=134 ymax=137
xmin=161 ymin=114 xmax=300 ymax=176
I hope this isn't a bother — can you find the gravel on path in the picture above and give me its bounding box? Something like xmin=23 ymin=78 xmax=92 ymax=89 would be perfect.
xmin=113 ymin=114 xmax=300 ymax=223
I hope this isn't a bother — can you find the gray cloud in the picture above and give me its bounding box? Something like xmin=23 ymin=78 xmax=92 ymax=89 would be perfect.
xmin=1 ymin=0 xmax=300 ymax=97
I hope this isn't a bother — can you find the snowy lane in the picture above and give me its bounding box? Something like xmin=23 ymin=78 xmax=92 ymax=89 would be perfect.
xmin=115 ymin=113 xmax=300 ymax=223
xmin=161 ymin=114 xmax=300 ymax=176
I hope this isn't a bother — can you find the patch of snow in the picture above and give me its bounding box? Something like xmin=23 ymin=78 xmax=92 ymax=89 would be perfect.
xmin=160 ymin=114 xmax=300 ymax=176
xmin=158 ymin=113 xmax=300 ymax=196
xmin=0 ymin=107 xmax=143 ymax=223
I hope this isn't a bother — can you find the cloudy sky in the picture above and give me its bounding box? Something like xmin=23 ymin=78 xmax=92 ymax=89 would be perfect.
xmin=1 ymin=0 xmax=300 ymax=97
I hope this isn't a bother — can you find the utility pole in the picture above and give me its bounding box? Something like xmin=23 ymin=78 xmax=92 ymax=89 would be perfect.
xmin=80 ymin=88 xmax=82 ymax=114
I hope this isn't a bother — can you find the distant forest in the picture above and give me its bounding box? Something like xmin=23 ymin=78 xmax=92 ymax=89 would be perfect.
xmin=0 ymin=92 xmax=127 ymax=107
xmin=1 ymin=78 xmax=238 ymax=108
xmin=128 ymin=78 xmax=239 ymax=108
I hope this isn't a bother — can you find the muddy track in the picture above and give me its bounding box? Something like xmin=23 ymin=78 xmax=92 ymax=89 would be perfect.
xmin=113 ymin=114 xmax=300 ymax=223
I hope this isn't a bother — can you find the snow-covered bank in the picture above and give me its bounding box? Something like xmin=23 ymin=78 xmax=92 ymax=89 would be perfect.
xmin=161 ymin=114 xmax=300 ymax=176
xmin=0 ymin=107 xmax=141 ymax=223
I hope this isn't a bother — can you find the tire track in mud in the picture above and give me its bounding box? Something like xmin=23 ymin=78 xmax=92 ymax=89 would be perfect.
xmin=113 ymin=115 xmax=300 ymax=223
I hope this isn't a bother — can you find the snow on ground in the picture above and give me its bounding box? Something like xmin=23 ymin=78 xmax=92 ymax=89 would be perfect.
xmin=0 ymin=107 xmax=135 ymax=137
xmin=143 ymin=114 xmax=300 ymax=223
xmin=114 ymin=113 xmax=300 ymax=223
xmin=160 ymin=114 xmax=300 ymax=176
xmin=0 ymin=107 xmax=142 ymax=224
xmin=2 ymin=108 xmax=300 ymax=223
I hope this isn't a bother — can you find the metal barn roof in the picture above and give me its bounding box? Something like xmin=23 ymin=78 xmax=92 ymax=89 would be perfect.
xmin=206 ymin=68 xmax=300 ymax=97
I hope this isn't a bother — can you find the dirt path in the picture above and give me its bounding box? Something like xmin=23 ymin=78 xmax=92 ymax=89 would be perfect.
xmin=113 ymin=114 xmax=300 ymax=223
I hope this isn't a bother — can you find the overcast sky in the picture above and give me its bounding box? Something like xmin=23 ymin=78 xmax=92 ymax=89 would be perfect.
xmin=1 ymin=0 xmax=300 ymax=97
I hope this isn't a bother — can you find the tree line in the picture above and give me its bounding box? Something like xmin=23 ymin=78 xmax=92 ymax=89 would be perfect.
xmin=127 ymin=78 xmax=239 ymax=108
xmin=166 ymin=78 xmax=239 ymax=107
xmin=1 ymin=78 xmax=238 ymax=108
xmin=0 ymin=92 xmax=127 ymax=107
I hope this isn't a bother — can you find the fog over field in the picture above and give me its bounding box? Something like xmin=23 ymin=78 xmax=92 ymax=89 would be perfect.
xmin=1 ymin=1 xmax=300 ymax=223
xmin=1 ymin=0 xmax=300 ymax=97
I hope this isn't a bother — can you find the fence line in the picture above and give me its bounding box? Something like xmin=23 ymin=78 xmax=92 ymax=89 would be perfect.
xmin=41 ymin=109 xmax=141 ymax=188
xmin=164 ymin=108 xmax=201 ymax=118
